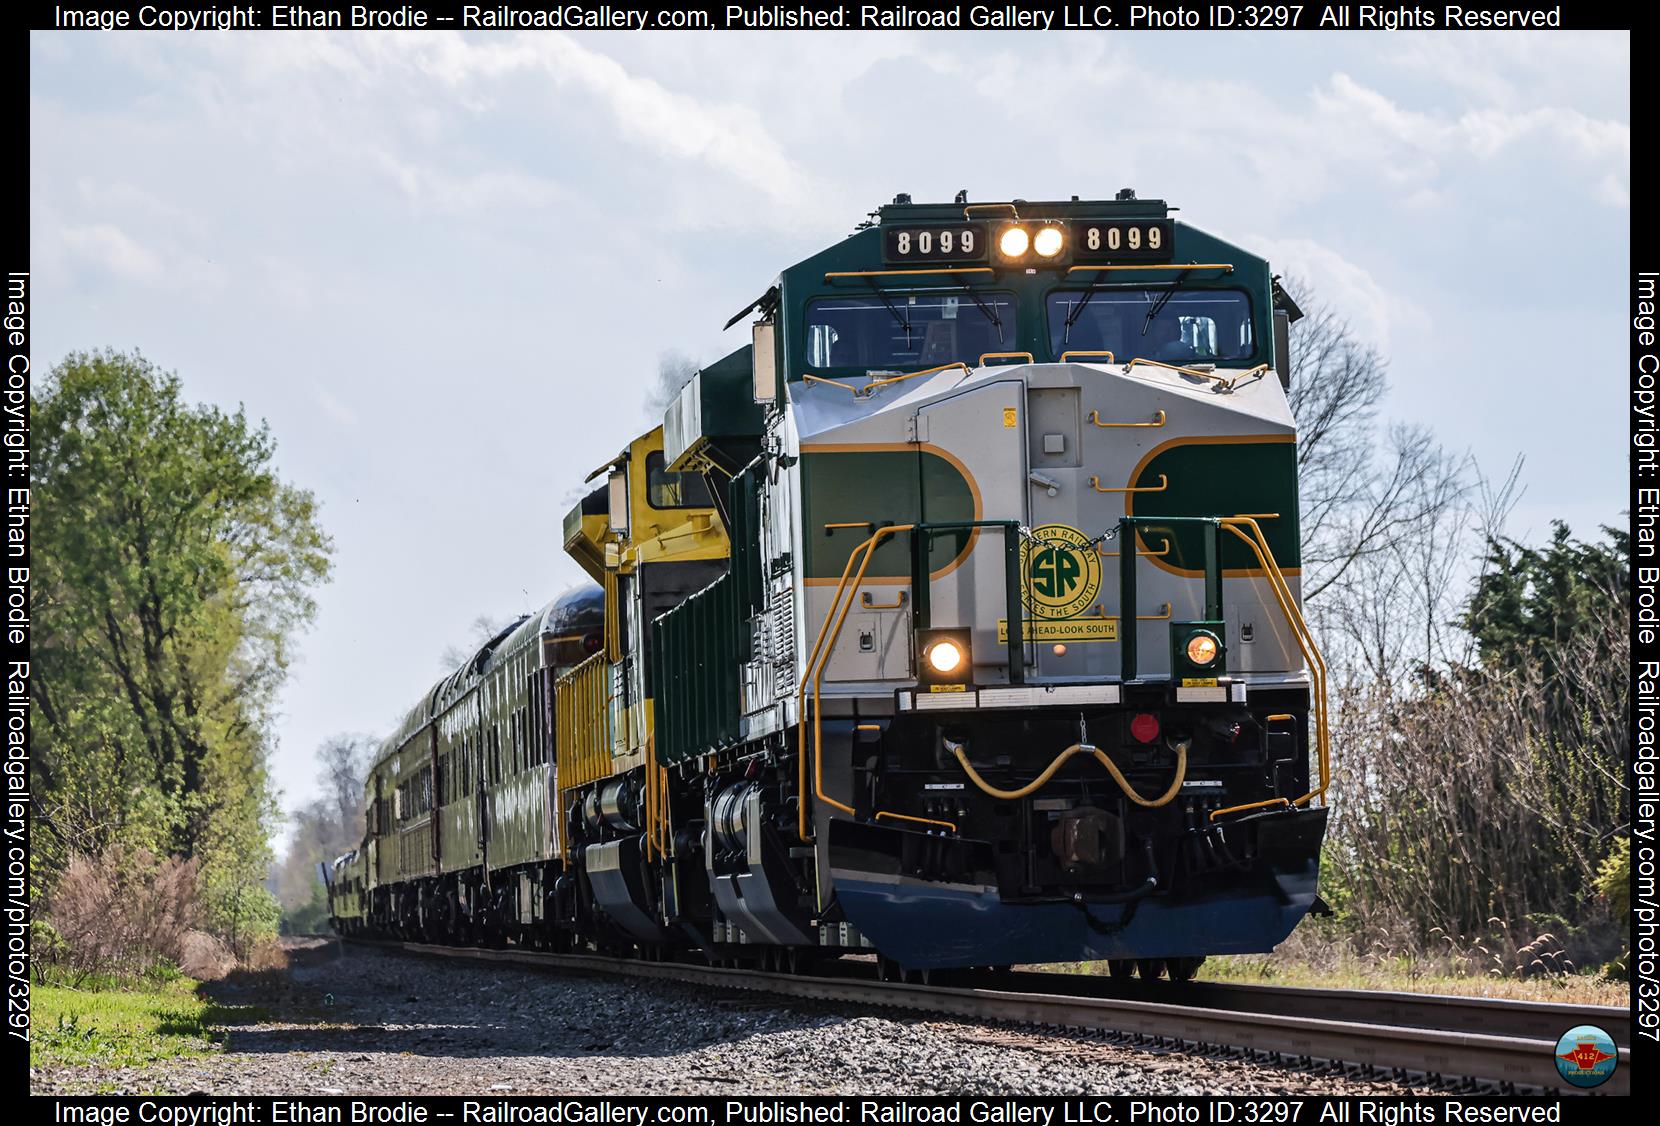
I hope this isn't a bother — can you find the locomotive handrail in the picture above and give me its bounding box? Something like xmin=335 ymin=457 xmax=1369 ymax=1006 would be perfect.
xmin=1123 ymin=357 xmax=1234 ymax=385
xmin=1060 ymin=350 xmax=1116 ymax=364
xmin=796 ymin=523 xmax=914 ymax=841
xmin=865 ymin=361 xmax=972 ymax=392
xmin=978 ymin=351 xmax=1035 ymax=366
xmin=1222 ymin=363 xmax=1272 ymax=389
xmin=801 ymin=373 xmax=861 ymax=393
xmin=1211 ymin=517 xmax=1331 ymax=820
xmin=860 ymin=590 xmax=908 ymax=610
xmin=1089 ymin=408 xmax=1164 ymax=429
xmin=823 ymin=267 xmax=995 ymax=282
xmin=802 ymin=363 xmax=972 ymax=398
xmin=797 ymin=519 xmax=1024 ymax=842
xmin=1098 ymin=536 xmax=1173 ymax=559
xmin=875 ymin=810 xmax=959 ymax=832
xmin=962 ymin=202 xmax=1020 ymax=219
xmin=1096 ymin=601 xmax=1173 ymax=622
xmin=1089 ymin=473 xmax=1168 ymax=494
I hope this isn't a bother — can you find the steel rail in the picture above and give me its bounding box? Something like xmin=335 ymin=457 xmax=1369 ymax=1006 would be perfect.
xmin=356 ymin=941 xmax=1628 ymax=1095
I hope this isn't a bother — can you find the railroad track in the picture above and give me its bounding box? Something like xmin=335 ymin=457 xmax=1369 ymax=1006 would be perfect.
xmin=359 ymin=940 xmax=1629 ymax=1095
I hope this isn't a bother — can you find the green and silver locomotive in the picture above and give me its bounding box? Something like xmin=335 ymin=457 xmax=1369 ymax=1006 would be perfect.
xmin=328 ymin=192 xmax=1329 ymax=981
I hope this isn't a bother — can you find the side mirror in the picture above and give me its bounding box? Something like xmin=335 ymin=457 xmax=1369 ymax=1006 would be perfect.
xmin=1273 ymin=308 xmax=1292 ymax=391
xmin=752 ymin=322 xmax=777 ymax=404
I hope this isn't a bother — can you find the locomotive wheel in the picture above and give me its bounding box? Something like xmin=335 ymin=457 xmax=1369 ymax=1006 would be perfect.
xmin=1166 ymin=956 xmax=1206 ymax=983
xmin=876 ymin=955 xmax=903 ymax=983
xmin=1107 ymin=959 xmax=1137 ymax=979
xmin=1135 ymin=958 xmax=1167 ymax=980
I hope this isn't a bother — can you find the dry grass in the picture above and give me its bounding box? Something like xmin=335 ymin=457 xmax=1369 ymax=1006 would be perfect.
xmin=1196 ymin=920 xmax=1625 ymax=1005
xmin=42 ymin=847 xmax=203 ymax=984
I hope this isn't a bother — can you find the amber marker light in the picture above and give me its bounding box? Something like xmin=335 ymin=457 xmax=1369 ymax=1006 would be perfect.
xmin=1185 ymin=632 xmax=1220 ymax=667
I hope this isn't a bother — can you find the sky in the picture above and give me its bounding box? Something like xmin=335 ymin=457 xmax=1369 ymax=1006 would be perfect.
xmin=29 ymin=29 xmax=1631 ymax=845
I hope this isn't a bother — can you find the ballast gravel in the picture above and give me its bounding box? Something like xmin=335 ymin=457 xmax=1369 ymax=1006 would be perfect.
xmin=31 ymin=939 xmax=1431 ymax=1096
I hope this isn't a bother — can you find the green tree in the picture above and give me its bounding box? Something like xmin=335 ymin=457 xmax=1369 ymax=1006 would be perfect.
xmin=31 ymin=349 xmax=331 ymax=950
xmin=1465 ymin=521 xmax=1629 ymax=675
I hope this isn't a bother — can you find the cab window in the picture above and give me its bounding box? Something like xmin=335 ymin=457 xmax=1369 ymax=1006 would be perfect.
xmin=1047 ymin=288 xmax=1255 ymax=363
xmin=805 ymin=291 xmax=1018 ymax=371
xmin=645 ymin=451 xmax=713 ymax=509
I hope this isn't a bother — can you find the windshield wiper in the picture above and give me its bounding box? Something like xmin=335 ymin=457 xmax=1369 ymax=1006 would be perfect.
xmin=1140 ymin=268 xmax=1196 ymax=337
xmin=863 ymin=278 xmax=915 ymax=350
xmin=1061 ymin=285 xmax=1102 ymax=346
xmin=959 ymin=284 xmax=1006 ymax=345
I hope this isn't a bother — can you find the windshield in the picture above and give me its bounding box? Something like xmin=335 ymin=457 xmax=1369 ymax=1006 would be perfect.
xmin=1047 ymin=288 xmax=1255 ymax=364
xmin=805 ymin=291 xmax=1018 ymax=371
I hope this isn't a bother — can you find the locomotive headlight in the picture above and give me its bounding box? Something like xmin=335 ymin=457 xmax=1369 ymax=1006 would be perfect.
xmin=998 ymin=225 xmax=1030 ymax=259
xmin=916 ymin=627 xmax=973 ymax=687
xmin=1184 ymin=632 xmax=1221 ymax=668
xmin=1033 ymin=226 xmax=1065 ymax=258
xmin=926 ymin=640 xmax=964 ymax=674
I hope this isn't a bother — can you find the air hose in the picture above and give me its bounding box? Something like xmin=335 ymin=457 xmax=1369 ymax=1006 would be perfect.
xmin=945 ymin=738 xmax=1189 ymax=808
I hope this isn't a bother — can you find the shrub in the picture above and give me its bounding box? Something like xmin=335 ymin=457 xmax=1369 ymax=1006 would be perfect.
xmin=45 ymin=846 xmax=203 ymax=983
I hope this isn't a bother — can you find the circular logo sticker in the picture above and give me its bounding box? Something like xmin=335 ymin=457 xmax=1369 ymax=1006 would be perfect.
xmin=1020 ymin=524 xmax=1102 ymax=620
xmin=1554 ymin=1024 xmax=1618 ymax=1089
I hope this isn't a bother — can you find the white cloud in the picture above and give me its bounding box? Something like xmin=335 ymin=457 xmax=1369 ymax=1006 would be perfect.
xmin=1248 ymin=235 xmax=1429 ymax=352
xmin=60 ymin=223 xmax=164 ymax=281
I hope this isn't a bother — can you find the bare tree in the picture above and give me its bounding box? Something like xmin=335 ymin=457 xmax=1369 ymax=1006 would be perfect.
xmin=270 ymin=734 xmax=377 ymax=929
xmin=1283 ymin=280 xmax=1473 ymax=606
xmin=316 ymin=734 xmax=374 ymax=830
xmin=439 ymin=613 xmax=518 ymax=672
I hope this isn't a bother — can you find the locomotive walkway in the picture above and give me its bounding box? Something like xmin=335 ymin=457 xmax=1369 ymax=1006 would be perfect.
xmin=377 ymin=940 xmax=1629 ymax=1096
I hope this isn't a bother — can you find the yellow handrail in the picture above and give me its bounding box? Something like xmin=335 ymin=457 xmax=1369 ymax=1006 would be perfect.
xmin=875 ymin=810 xmax=959 ymax=833
xmin=1099 ymin=536 xmax=1173 ymax=559
xmin=795 ymin=524 xmax=915 ymax=841
xmin=1223 ymin=363 xmax=1272 ymax=389
xmin=803 ymin=363 xmax=972 ymax=397
xmin=860 ymin=590 xmax=908 ymax=610
xmin=866 ymin=361 xmax=972 ymax=391
xmin=978 ymin=351 xmax=1035 ymax=366
xmin=1209 ymin=518 xmax=1331 ymax=820
xmin=824 ymin=267 xmax=995 ymax=281
xmin=1089 ymin=473 xmax=1168 ymax=494
xmin=1124 ymin=357 xmax=1233 ymax=385
xmin=948 ymin=740 xmax=1188 ymax=808
xmin=1098 ymin=601 xmax=1173 ymax=622
xmin=1090 ymin=408 xmax=1165 ymax=429
xmin=802 ymin=373 xmax=860 ymax=393
xmin=1060 ymin=350 xmax=1116 ymax=364
xmin=963 ymin=202 xmax=1019 ymax=219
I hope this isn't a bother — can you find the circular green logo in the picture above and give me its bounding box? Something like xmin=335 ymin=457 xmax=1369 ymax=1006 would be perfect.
xmin=1021 ymin=524 xmax=1101 ymax=620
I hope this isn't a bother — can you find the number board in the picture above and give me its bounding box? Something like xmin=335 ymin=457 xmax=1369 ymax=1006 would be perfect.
xmin=882 ymin=223 xmax=988 ymax=264
xmin=1070 ymin=219 xmax=1174 ymax=262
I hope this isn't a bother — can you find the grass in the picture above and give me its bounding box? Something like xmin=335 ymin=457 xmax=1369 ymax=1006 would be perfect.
xmin=1049 ymin=917 xmax=1628 ymax=1006
xmin=31 ymin=967 xmax=263 ymax=1070
xmin=1193 ymin=952 xmax=1627 ymax=1004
